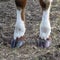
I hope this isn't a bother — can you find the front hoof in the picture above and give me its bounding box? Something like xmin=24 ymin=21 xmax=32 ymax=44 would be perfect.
xmin=37 ymin=38 xmax=51 ymax=48
xmin=16 ymin=40 xmax=25 ymax=48
xmin=11 ymin=39 xmax=17 ymax=48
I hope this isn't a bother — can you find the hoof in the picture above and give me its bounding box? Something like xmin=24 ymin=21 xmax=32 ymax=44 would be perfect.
xmin=16 ymin=40 xmax=25 ymax=48
xmin=37 ymin=38 xmax=51 ymax=48
xmin=45 ymin=39 xmax=51 ymax=48
xmin=11 ymin=39 xmax=17 ymax=48
xmin=11 ymin=36 xmax=26 ymax=48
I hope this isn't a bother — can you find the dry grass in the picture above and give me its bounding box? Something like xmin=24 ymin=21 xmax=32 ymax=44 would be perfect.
xmin=0 ymin=0 xmax=60 ymax=60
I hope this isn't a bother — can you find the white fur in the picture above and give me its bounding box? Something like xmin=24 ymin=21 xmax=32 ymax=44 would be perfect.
xmin=40 ymin=7 xmax=51 ymax=40
xmin=43 ymin=0 xmax=53 ymax=2
xmin=14 ymin=9 xmax=26 ymax=40
xmin=50 ymin=0 xmax=53 ymax=2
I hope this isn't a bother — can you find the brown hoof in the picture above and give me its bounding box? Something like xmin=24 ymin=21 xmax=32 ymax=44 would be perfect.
xmin=37 ymin=38 xmax=51 ymax=48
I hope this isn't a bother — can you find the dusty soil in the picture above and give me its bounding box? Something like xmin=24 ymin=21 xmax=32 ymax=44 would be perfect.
xmin=0 ymin=0 xmax=60 ymax=60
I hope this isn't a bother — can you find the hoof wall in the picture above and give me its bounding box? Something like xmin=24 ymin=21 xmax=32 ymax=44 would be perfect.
xmin=11 ymin=39 xmax=16 ymax=48
xmin=16 ymin=40 xmax=25 ymax=48
xmin=37 ymin=38 xmax=51 ymax=48
xmin=45 ymin=40 xmax=51 ymax=48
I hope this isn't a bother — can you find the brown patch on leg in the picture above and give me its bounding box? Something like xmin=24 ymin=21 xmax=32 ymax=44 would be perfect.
xmin=16 ymin=36 xmax=26 ymax=41
xmin=15 ymin=0 xmax=27 ymax=9
xmin=15 ymin=0 xmax=27 ymax=21
xmin=21 ymin=9 xmax=25 ymax=21
xmin=39 ymin=0 xmax=50 ymax=10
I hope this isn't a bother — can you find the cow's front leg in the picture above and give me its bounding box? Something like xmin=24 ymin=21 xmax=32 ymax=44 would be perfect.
xmin=39 ymin=0 xmax=53 ymax=48
xmin=11 ymin=0 xmax=27 ymax=48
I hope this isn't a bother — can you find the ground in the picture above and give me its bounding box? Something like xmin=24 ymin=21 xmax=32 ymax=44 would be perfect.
xmin=0 ymin=0 xmax=60 ymax=60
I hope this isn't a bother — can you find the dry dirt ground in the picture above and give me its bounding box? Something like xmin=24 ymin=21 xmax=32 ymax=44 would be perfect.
xmin=0 ymin=0 xmax=60 ymax=60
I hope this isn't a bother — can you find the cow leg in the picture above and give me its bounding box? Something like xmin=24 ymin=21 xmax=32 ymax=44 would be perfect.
xmin=38 ymin=0 xmax=53 ymax=48
xmin=11 ymin=0 xmax=27 ymax=48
